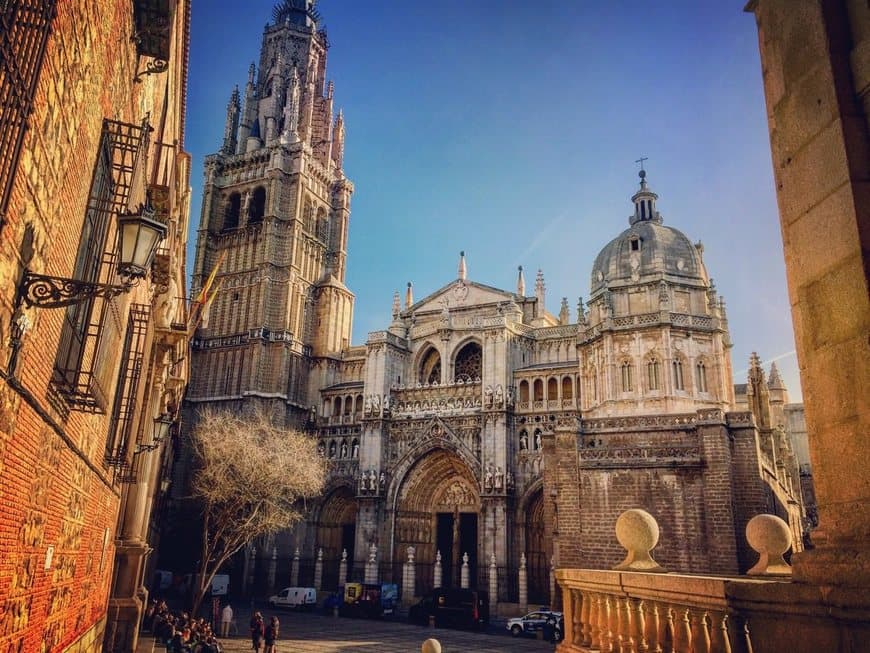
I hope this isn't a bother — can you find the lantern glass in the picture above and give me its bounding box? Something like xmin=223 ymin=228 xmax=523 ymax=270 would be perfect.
xmin=117 ymin=208 xmax=167 ymax=279
xmin=152 ymin=413 xmax=173 ymax=443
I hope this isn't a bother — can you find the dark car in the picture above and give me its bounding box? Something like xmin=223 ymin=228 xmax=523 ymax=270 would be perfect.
xmin=506 ymin=610 xmax=564 ymax=640
xmin=408 ymin=588 xmax=489 ymax=630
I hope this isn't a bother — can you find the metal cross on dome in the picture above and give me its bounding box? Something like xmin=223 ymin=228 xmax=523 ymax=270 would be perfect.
xmin=635 ymin=156 xmax=648 ymax=172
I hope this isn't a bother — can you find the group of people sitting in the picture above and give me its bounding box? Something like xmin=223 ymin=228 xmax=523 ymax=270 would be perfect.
xmin=144 ymin=600 xmax=223 ymax=653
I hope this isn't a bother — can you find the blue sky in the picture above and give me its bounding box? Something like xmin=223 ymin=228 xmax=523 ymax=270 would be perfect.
xmin=185 ymin=1 xmax=802 ymax=399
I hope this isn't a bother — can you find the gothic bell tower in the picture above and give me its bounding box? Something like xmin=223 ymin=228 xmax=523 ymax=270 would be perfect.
xmin=189 ymin=0 xmax=354 ymax=422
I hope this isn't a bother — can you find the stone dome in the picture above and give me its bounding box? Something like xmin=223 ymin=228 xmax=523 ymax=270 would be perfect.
xmin=590 ymin=173 xmax=707 ymax=295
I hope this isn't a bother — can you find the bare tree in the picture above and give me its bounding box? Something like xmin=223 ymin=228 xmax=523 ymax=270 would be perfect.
xmin=187 ymin=407 xmax=326 ymax=615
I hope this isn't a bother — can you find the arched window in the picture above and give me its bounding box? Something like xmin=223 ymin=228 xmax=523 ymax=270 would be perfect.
xmin=621 ymin=360 xmax=634 ymax=393
xmin=673 ymin=358 xmax=685 ymax=391
xmin=304 ymin=200 xmax=315 ymax=233
xmin=248 ymin=186 xmax=266 ymax=223
xmin=547 ymin=377 xmax=558 ymax=400
xmin=561 ymin=376 xmax=573 ymax=400
xmin=454 ymin=341 xmax=482 ymax=382
xmin=355 ymin=395 xmax=363 ymax=413
xmin=519 ymin=380 xmax=530 ymax=403
xmin=647 ymin=358 xmax=661 ymax=391
xmin=419 ymin=347 xmax=441 ymax=385
xmin=343 ymin=396 xmax=352 ymax=415
xmin=224 ymin=192 xmax=241 ymax=230
xmin=696 ymin=360 xmax=708 ymax=393
xmin=533 ymin=379 xmax=544 ymax=402
xmin=333 ymin=397 xmax=341 ymax=416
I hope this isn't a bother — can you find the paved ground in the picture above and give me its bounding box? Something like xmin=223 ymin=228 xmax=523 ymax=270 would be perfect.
xmin=141 ymin=609 xmax=556 ymax=653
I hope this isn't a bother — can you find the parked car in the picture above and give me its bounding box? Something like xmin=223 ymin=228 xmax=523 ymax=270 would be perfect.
xmin=506 ymin=610 xmax=563 ymax=640
xmin=338 ymin=583 xmax=398 ymax=618
xmin=268 ymin=587 xmax=316 ymax=610
xmin=408 ymin=588 xmax=489 ymax=630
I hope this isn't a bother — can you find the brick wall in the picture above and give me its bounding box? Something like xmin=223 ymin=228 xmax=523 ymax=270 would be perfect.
xmin=0 ymin=1 xmax=190 ymax=650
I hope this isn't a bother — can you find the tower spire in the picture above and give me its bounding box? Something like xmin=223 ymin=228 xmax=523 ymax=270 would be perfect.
xmin=405 ymin=282 xmax=414 ymax=309
xmin=535 ymin=269 xmax=545 ymax=304
xmin=222 ymin=85 xmax=240 ymax=154
xmin=458 ymin=251 xmax=467 ymax=281
xmin=392 ymin=290 xmax=400 ymax=320
xmin=516 ymin=266 xmax=525 ymax=296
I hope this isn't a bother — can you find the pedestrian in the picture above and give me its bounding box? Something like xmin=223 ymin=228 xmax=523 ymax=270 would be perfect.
xmin=264 ymin=615 xmax=279 ymax=653
xmin=220 ymin=602 xmax=233 ymax=638
xmin=249 ymin=611 xmax=264 ymax=652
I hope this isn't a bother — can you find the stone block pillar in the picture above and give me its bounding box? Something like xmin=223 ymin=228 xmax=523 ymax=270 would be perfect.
xmin=338 ymin=549 xmax=348 ymax=587
xmin=518 ymin=553 xmax=528 ymax=611
xmin=488 ymin=554 xmax=497 ymax=613
xmin=268 ymin=546 xmax=277 ymax=592
xmin=403 ymin=546 xmax=415 ymax=603
xmin=291 ymin=547 xmax=300 ymax=586
xmin=364 ymin=543 xmax=378 ymax=584
xmin=314 ymin=548 xmax=323 ymax=591
xmin=749 ymin=0 xmax=870 ymax=590
xmin=433 ymin=550 xmax=442 ymax=589
xmin=698 ymin=414 xmax=740 ymax=574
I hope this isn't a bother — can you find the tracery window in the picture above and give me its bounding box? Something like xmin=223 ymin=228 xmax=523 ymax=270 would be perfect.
xmin=696 ymin=360 xmax=708 ymax=393
xmin=419 ymin=347 xmax=441 ymax=385
xmin=454 ymin=341 xmax=482 ymax=382
xmin=248 ymin=186 xmax=266 ymax=223
xmin=647 ymin=358 xmax=660 ymax=391
xmin=620 ymin=361 xmax=634 ymax=393
xmin=673 ymin=358 xmax=685 ymax=391
xmin=224 ymin=192 xmax=241 ymax=230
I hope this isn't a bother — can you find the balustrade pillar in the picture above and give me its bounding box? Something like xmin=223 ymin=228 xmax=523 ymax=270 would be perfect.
xmin=602 ymin=594 xmax=616 ymax=653
xmin=589 ymin=593 xmax=602 ymax=649
xmin=643 ymin=600 xmax=660 ymax=653
xmin=630 ymin=598 xmax=646 ymax=653
xmin=708 ymin=611 xmax=731 ymax=653
xmin=690 ymin=609 xmax=711 ymax=653
xmin=579 ymin=590 xmax=592 ymax=646
xmin=672 ymin=606 xmax=692 ymax=653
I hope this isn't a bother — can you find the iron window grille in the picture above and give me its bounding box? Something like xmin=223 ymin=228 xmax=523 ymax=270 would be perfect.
xmin=0 ymin=0 xmax=58 ymax=223
xmin=51 ymin=118 xmax=151 ymax=412
xmin=105 ymin=303 xmax=150 ymax=473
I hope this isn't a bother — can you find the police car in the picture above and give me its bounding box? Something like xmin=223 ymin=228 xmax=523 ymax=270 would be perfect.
xmin=506 ymin=610 xmax=563 ymax=640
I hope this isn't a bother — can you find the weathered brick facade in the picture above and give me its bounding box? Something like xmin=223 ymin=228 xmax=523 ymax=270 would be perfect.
xmin=0 ymin=1 xmax=191 ymax=651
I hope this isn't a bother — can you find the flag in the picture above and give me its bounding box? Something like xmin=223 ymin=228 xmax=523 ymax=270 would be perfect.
xmin=188 ymin=251 xmax=226 ymax=334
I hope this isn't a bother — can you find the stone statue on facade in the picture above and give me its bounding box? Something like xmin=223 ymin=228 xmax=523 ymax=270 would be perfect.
xmin=340 ymin=442 xmax=348 ymax=458
xmin=484 ymin=385 xmax=493 ymax=408
xmin=368 ymin=469 xmax=378 ymax=491
xmin=352 ymin=441 xmax=359 ymax=459
xmin=535 ymin=431 xmax=542 ymax=450
xmin=494 ymin=384 xmax=504 ymax=407
xmin=494 ymin=467 xmax=504 ymax=490
xmin=379 ymin=472 xmax=386 ymax=489
xmin=520 ymin=432 xmax=529 ymax=450
xmin=328 ymin=441 xmax=336 ymax=458
xmin=317 ymin=441 xmax=325 ymax=457
xmin=484 ymin=465 xmax=494 ymax=492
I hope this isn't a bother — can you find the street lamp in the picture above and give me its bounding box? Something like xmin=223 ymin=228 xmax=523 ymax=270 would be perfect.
xmin=136 ymin=413 xmax=174 ymax=453
xmin=16 ymin=201 xmax=166 ymax=310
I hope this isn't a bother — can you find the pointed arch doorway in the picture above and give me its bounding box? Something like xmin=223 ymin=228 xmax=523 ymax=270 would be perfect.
xmin=525 ymin=487 xmax=551 ymax=604
xmin=394 ymin=448 xmax=480 ymax=596
xmin=315 ymin=486 xmax=357 ymax=589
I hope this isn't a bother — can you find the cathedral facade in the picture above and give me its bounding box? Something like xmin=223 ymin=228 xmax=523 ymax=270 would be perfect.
xmin=184 ymin=0 xmax=804 ymax=610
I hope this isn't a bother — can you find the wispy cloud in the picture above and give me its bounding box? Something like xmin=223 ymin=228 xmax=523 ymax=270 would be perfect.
xmin=515 ymin=213 xmax=565 ymax=265
xmin=734 ymin=349 xmax=797 ymax=378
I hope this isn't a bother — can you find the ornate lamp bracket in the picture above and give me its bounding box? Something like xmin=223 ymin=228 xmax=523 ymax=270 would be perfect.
xmin=17 ymin=269 xmax=134 ymax=309
xmin=133 ymin=58 xmax=169 ymax=84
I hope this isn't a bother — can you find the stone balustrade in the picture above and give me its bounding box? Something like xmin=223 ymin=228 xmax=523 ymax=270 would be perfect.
xmin=555 ymin=568 xmax=769 ymax=653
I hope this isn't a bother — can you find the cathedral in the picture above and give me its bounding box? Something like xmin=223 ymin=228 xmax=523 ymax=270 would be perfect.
xmin=184 ymin=0 xmax=804 ymax=610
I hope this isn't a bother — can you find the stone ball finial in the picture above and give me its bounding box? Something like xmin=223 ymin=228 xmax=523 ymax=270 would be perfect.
xmin=746 ymin=514 xmax=793 ymax=576
xmin=612 ymin=508 xmax=667 ymax=573
xmin=421 ymin=639 xmax=442 ymax=653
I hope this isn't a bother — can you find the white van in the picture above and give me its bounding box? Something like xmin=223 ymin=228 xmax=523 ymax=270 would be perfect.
xmin=268 ymin=587 xmax=316 ymax=610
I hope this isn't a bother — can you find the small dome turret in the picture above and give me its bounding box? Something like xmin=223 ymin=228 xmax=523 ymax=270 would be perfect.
xmin=590 ymin=170 xmax=708 ymax=296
